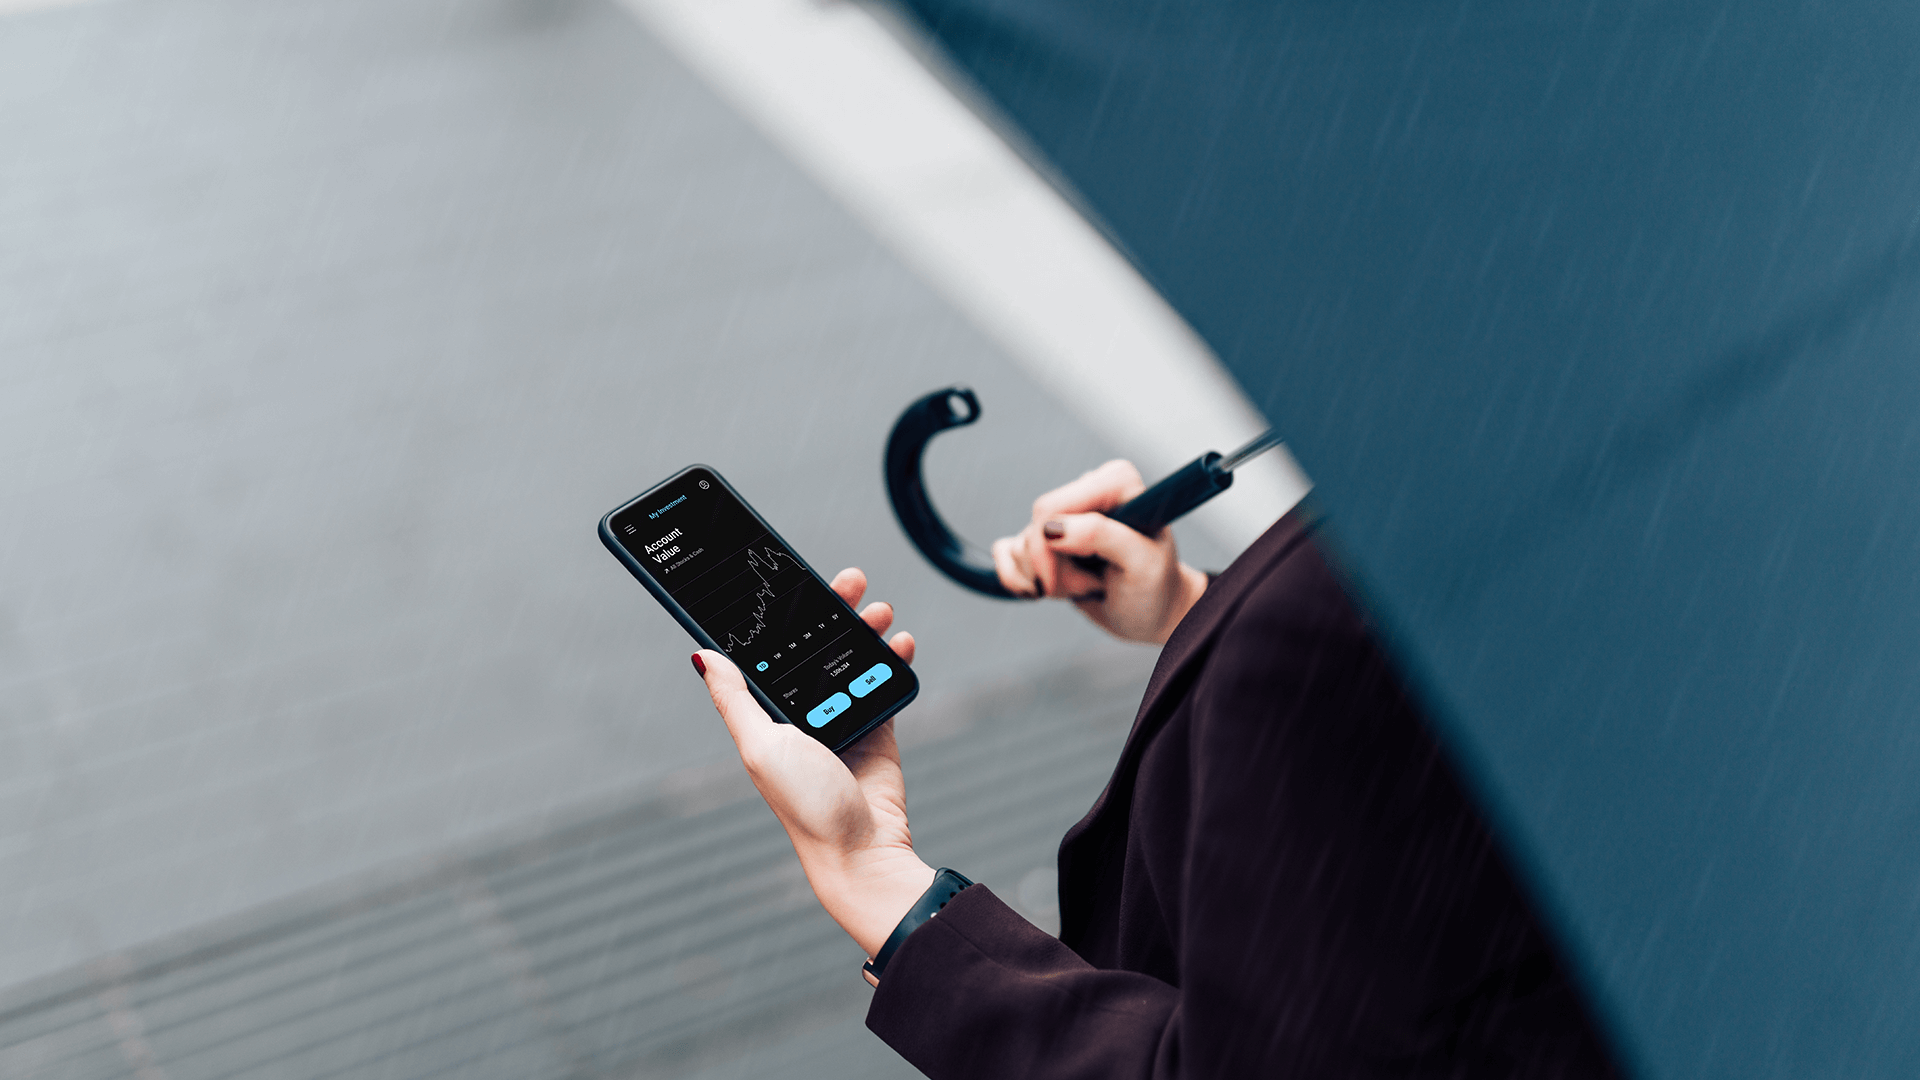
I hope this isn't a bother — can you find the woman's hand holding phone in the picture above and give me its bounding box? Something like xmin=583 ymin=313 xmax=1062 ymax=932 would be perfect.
xmin=991 ymin=459 xmax=1209 ymax=645
xmin=691 ymin=463 xmax=1204 ymax=959
xmin=693 ymin=567 xmax=934 ymax=961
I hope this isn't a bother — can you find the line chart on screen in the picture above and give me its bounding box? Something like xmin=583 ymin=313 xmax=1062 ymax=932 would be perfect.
xmin=675 ymin=538 xmax=807 ymax=653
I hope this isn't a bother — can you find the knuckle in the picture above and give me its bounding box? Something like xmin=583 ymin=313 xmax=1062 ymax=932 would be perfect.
xmin=1101 ymin=458 xmax=1145 ymax=490
xmin=1011 ymin=540 xmax=1036 ymax=571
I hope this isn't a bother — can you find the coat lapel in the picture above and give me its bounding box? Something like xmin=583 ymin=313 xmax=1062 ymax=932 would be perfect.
xmin=1056 ymin=506 xmax=1321 ymax=914
xmin=1137 ymin=507 xmax=1319 ymax=725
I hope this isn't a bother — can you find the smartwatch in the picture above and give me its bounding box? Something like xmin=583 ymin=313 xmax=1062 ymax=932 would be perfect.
xmin=862 ymin=867 xmax=974 ymax=986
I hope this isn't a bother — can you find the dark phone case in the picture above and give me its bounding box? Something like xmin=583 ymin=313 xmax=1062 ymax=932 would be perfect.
xmin=598 ymin=464 xmax=917 ymax=753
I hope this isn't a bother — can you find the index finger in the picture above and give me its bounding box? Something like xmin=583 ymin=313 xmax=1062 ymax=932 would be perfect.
xmin=694 ymin=649 xmax=779 ymax=759
xmin=1032 ymin=459 xmax=1147 ymax=522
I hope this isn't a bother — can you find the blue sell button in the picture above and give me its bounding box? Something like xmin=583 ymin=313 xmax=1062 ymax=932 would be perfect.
xmin=848 ymin=662 xmax=892 ymax=699
xmin=806 ymin=692 xmax=852 ymax=728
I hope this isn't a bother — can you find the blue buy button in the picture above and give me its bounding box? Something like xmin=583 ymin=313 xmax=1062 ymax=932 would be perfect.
xmin=806 ymin=692 xmax=852 ymax=728
xmin=848 ymin=662 xmax=892 ymax=699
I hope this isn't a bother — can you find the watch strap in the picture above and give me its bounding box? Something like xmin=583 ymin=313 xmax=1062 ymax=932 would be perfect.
xmin=862 ymin=867 xmax=973 ymax=986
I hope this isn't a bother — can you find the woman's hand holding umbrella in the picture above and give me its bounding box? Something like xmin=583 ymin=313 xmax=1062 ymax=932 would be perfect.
xmin=990 ymin=459 xmax=1209 ymax=645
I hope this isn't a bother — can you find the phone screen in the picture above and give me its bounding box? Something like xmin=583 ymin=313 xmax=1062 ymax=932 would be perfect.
xmin=603 ymin=466 xmax=914 ymax=749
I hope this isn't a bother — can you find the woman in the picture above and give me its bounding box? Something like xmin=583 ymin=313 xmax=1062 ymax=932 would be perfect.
xmin=692 ymin=460 xmax=1620 ymax=1077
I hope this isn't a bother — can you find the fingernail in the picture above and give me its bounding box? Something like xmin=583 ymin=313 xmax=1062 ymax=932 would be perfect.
xmin=1042 ymin=520 xmax=1066 ymax=540
xmin=690 ymin=653 xmax=706 ymax=676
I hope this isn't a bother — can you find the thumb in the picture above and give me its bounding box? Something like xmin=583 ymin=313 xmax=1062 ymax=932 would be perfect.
xmin=694 ymin=650 xmax=779 ymax=757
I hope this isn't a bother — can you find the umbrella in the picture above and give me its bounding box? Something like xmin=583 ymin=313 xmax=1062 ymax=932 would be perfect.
xmin=880 ymin=2 xmax=1920 ymax=1076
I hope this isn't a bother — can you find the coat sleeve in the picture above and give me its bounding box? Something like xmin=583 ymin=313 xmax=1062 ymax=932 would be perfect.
xmin=864 ymin=883 xmax=1183 ymax=1079
xmin=863 ymin=541 xmax=1615 ymax=1079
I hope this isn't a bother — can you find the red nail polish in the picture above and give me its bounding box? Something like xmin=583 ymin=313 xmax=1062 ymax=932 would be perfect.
xmin=1042 ymin=520 xmax=1066 ymax=540
xmin=691 ymin=653 xmax=706 ymax=676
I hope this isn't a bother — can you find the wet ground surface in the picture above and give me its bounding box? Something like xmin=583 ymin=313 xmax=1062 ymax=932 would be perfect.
xmin=0 ymin=647 xmax=1153 ymax=1080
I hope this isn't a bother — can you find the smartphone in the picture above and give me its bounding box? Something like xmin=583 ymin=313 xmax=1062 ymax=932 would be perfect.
xmin=599 ymin=465 xmax=917 ymax=752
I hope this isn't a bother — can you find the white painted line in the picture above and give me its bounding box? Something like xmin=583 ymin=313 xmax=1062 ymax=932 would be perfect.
xmin=618 ymin=0 xmax=1309 ymax=554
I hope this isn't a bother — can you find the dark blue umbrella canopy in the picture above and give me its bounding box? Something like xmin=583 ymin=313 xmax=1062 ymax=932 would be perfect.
xmin=891 ymin=1 xmax=1920 ymax=1076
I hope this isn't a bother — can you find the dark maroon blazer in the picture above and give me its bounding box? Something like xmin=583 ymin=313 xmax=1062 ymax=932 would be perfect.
xmin=867 ymin=509 xmax=1621 ymax=1078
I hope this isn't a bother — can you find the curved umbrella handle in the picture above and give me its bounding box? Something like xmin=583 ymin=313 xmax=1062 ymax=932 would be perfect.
xmin=884 ymin=387 xmax=1017 ymax=599
xmin=885 ymin=387 xmax=1252 ymax=599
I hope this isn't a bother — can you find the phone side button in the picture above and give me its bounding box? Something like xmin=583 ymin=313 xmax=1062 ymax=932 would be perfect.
xmin=806 ymin=692 xmax=853 ymax=728
xmin=848 ymin=663 xmax=892 ymax=699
